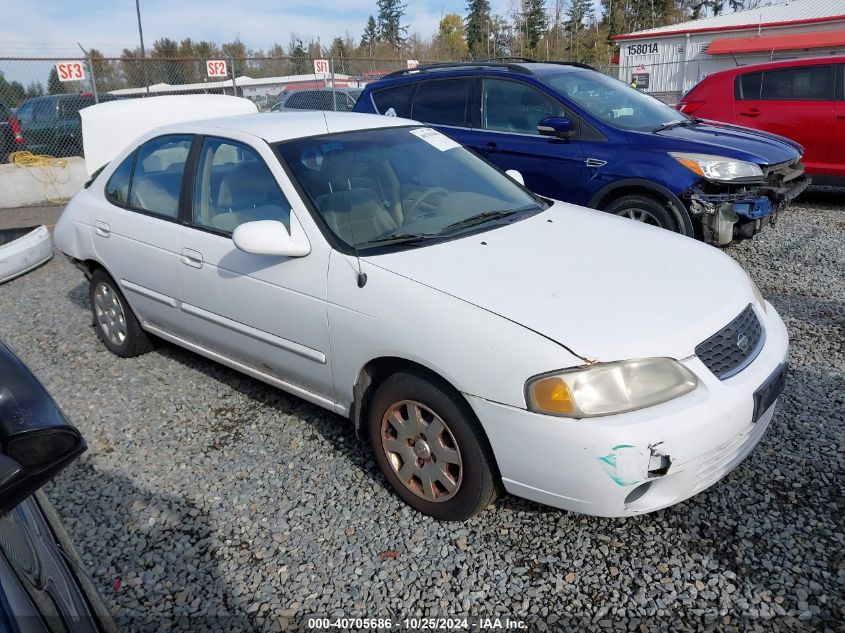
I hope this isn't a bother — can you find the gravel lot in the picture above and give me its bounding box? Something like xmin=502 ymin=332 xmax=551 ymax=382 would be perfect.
xmin=0 ymin=190 xmax=842 ymax=632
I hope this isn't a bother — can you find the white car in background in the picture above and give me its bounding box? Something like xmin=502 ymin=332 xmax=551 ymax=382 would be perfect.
xmin=54 ymin=101 xmax=789 ymax=520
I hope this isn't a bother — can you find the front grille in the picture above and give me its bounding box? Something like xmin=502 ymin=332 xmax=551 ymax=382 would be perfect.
xmin=696 ymin=304 xmax=764 ymax=379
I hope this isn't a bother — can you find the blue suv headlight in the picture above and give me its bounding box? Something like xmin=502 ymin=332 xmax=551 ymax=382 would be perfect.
xmin=669 ymin=152 xmax=764 ymax=182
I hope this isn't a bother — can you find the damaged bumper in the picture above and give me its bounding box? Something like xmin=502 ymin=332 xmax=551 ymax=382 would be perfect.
xmin=465 ymin=304 xmax=789 ymax=518
xmin=686 ymin=159 xmax=810 ymax=246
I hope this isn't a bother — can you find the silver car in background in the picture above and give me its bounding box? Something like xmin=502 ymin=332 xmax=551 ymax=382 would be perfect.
xmin=271 ymin=88 xmax=361 ymax=112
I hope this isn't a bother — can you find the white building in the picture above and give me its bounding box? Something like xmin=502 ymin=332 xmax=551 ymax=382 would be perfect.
xmin=614 ymin=0 xmax=845 ymax=99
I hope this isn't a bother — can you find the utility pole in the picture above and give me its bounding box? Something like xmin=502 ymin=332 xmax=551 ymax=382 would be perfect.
xmin=135 ymin=0 xmax=150 ymax=95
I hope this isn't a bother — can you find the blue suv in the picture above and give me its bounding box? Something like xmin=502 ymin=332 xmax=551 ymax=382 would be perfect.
xmin=354 ymin=61 xmax=810 ymax=246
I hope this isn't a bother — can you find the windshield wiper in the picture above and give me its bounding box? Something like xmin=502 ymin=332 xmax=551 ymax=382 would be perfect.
xmin=438 ymin=208 xmax=534 ymax=235
xmin=354 ymin=233 xmax=437 ymax=249
xmin=653 ymin=118 xmax=697 ymax=133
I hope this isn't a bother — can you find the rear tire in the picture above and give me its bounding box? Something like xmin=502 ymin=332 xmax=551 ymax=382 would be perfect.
xmin=368 ymin=371 xmax=498 ymax=520
xmin=89 ymin=269 xmax=152 ymax=358
xmin=603 ymin=193 xmax=678 ymax=232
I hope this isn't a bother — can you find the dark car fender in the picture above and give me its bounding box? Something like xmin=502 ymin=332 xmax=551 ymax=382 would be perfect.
xmin=588 ymin=178 xmax=695 ymax=237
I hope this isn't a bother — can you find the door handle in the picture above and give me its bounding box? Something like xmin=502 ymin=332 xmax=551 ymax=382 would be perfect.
xmin=739 ymin=109 xmax=761 ymax=118
xmin=180 ymin=248 xmax=203 ymax=269
xmin=94 ymin=221 xmax=110 ymax=238
xmin=485 ymin=142 xmax=499 ymax=153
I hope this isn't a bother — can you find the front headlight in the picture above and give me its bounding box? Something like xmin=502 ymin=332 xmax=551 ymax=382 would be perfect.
xmin=526 ymin=358 xmax=698 ymax=418
xmin=670 ymin=152 xmax=763 ymax=182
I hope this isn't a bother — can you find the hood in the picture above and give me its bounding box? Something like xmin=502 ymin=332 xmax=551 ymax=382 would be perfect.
xmin=366 ymin=204 xmax=755 ymax=362
xmin=643 ymin=120 xmax=802 ymax=165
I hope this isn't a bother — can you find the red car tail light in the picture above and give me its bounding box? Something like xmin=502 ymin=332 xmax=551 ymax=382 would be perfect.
xmin=9 ymin=116 xmax=24 ymax=144
xmin=676 ymin=101 xmax=705 ymax=115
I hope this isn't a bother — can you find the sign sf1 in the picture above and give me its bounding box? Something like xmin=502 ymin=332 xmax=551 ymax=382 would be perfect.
xmin=56 ymin=62 xmax=85 ymax=82
xmin=206 ymin=60 xmax=228 ymax=78
xmin=313 ymin=59 xmax=330 ymax=75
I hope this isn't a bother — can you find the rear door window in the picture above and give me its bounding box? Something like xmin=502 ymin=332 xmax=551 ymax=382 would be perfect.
xmin=411 ymin=79 xmax=470 ymax=127
xmin=371 ymin=83 xmax=414 ymax=117
xmin=284 ymin=93 xmax=308 ymax=109
xmin=760 ymin=65 xmax=834 ymax=101
xmin=128 ymin=135 xmax=193 ymax=219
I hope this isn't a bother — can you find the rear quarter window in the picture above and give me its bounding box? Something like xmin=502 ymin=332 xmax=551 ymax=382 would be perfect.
xmin=371 ymin=83 xmax=414 ymax=117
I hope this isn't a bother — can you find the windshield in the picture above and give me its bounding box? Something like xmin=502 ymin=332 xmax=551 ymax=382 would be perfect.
xmin=543 ymin=72 xmax=686 ymax=132
xmin=277 ymin=126 xmax=544 ymax=252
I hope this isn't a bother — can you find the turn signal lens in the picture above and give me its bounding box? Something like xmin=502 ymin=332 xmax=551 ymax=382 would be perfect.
xmin=675 ymin=157 xmax=705 ymax=177
xmin=528 ymin=376 xmax=574 ymax=415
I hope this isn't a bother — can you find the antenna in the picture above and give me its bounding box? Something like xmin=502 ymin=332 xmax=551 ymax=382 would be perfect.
xmin=318 ymin=108 xmax=367 ymax=288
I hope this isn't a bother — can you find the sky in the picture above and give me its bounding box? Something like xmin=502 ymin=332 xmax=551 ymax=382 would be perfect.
xmin=1 ymin=0 xmax=518 ymax=58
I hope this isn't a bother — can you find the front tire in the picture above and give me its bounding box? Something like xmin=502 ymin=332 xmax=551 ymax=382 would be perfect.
xmin=603 ymin=193 xmax=678 ymax=232
xmin=368 ymin=371 xmax=498 ymax=520
xmin=89 ymin=269 xmax=152 ymax=358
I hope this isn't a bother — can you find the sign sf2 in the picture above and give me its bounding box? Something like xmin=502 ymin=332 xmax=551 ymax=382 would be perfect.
xmin=206 ymin=60 xmax=228 ymax=78
xmin=627 ymin=42 xmax=659 ymax=56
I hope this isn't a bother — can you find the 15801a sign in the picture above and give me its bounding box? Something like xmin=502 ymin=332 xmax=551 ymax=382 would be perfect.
xmin=56 ymin=62 xmax=85 ymax=82
xmin=627 ymin=42 xmax=659 ymax=56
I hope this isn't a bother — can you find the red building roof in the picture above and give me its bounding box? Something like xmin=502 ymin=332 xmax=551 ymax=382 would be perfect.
xmin=707 ymin=29 xmax=845 ymax=54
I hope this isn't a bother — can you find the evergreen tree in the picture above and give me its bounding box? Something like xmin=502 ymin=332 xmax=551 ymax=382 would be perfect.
xmin=47 ymin=67 xmax=64 ymax=94
xmin=289 ymin=37 xmax=309 ymax=75
xmin=522 ymin=0 xmax=547 ymax=52
xmin=376 ymin=0 xmax=407 ymax=50
xmin=361 ymin=15 xmax=378 ymax=47
xmin=565 ymin=0 xmax=595 ymax=61
xmin=465 ymin=0 xmax=492 ymax=59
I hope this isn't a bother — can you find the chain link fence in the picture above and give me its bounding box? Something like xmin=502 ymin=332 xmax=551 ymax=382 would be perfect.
xmin=0 ymin=51 xmax=811 ymax=206
xmin=2 ymin=52 xmax=792 ymax=162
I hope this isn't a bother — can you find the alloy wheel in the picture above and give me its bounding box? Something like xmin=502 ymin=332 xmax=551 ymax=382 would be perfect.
xmin=616 ymin=207 xmax=663 ymax=226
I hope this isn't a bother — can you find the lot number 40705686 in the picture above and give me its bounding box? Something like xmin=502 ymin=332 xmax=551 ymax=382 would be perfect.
xmin=56 ymin=62 xmax=85 ymax=82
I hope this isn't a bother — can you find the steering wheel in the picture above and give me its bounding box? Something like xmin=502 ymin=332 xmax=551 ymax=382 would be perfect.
xmin=404 ymin=187 xmax=449 ymax=221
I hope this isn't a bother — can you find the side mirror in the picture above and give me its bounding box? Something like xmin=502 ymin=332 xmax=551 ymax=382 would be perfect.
xmin=505 ymin=169 xmax=525 ymax=186
xmin=0 ymin=340 xmax=86 ymax=513
xmin=232 ymin=217 xmax=311 ymax=257
xmin=538 ymin=116 xmax=575 ymax=140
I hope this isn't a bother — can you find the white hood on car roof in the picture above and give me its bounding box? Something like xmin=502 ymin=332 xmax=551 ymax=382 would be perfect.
xmin=366 ymin=202 xmax=755 ymax=362
xmin=80 ymin=94 xmax=257 ymax=175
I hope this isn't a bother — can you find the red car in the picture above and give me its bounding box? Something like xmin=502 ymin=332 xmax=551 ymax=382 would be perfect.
xmin=677 ymin=56 xmax=845 ymax=184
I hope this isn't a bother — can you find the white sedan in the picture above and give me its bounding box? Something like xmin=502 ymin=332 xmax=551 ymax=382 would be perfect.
xmin=54 ymin=106 xmax=789 ymax=520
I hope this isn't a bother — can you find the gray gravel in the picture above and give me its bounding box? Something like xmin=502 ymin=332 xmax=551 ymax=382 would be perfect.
xmin=0 ymin=189 xmax=842 ymax=632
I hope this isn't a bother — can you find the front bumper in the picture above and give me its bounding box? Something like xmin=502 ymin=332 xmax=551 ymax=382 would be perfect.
xmin=467 ymin=303 xmax=789 ymax=517
xmin=687 ymin=161 xmax=810 ymax=245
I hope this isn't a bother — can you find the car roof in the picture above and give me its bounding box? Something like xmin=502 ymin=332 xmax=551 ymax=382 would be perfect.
xmin=156 ymin=111 xmax=418 ymax=143
xmin=287 ymin=87 xmax=358 ymax=94
xmin=706 ymin=54 xmax=845 ymax=77
xmin=377 ymin=60 xmax=594 ymax=84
